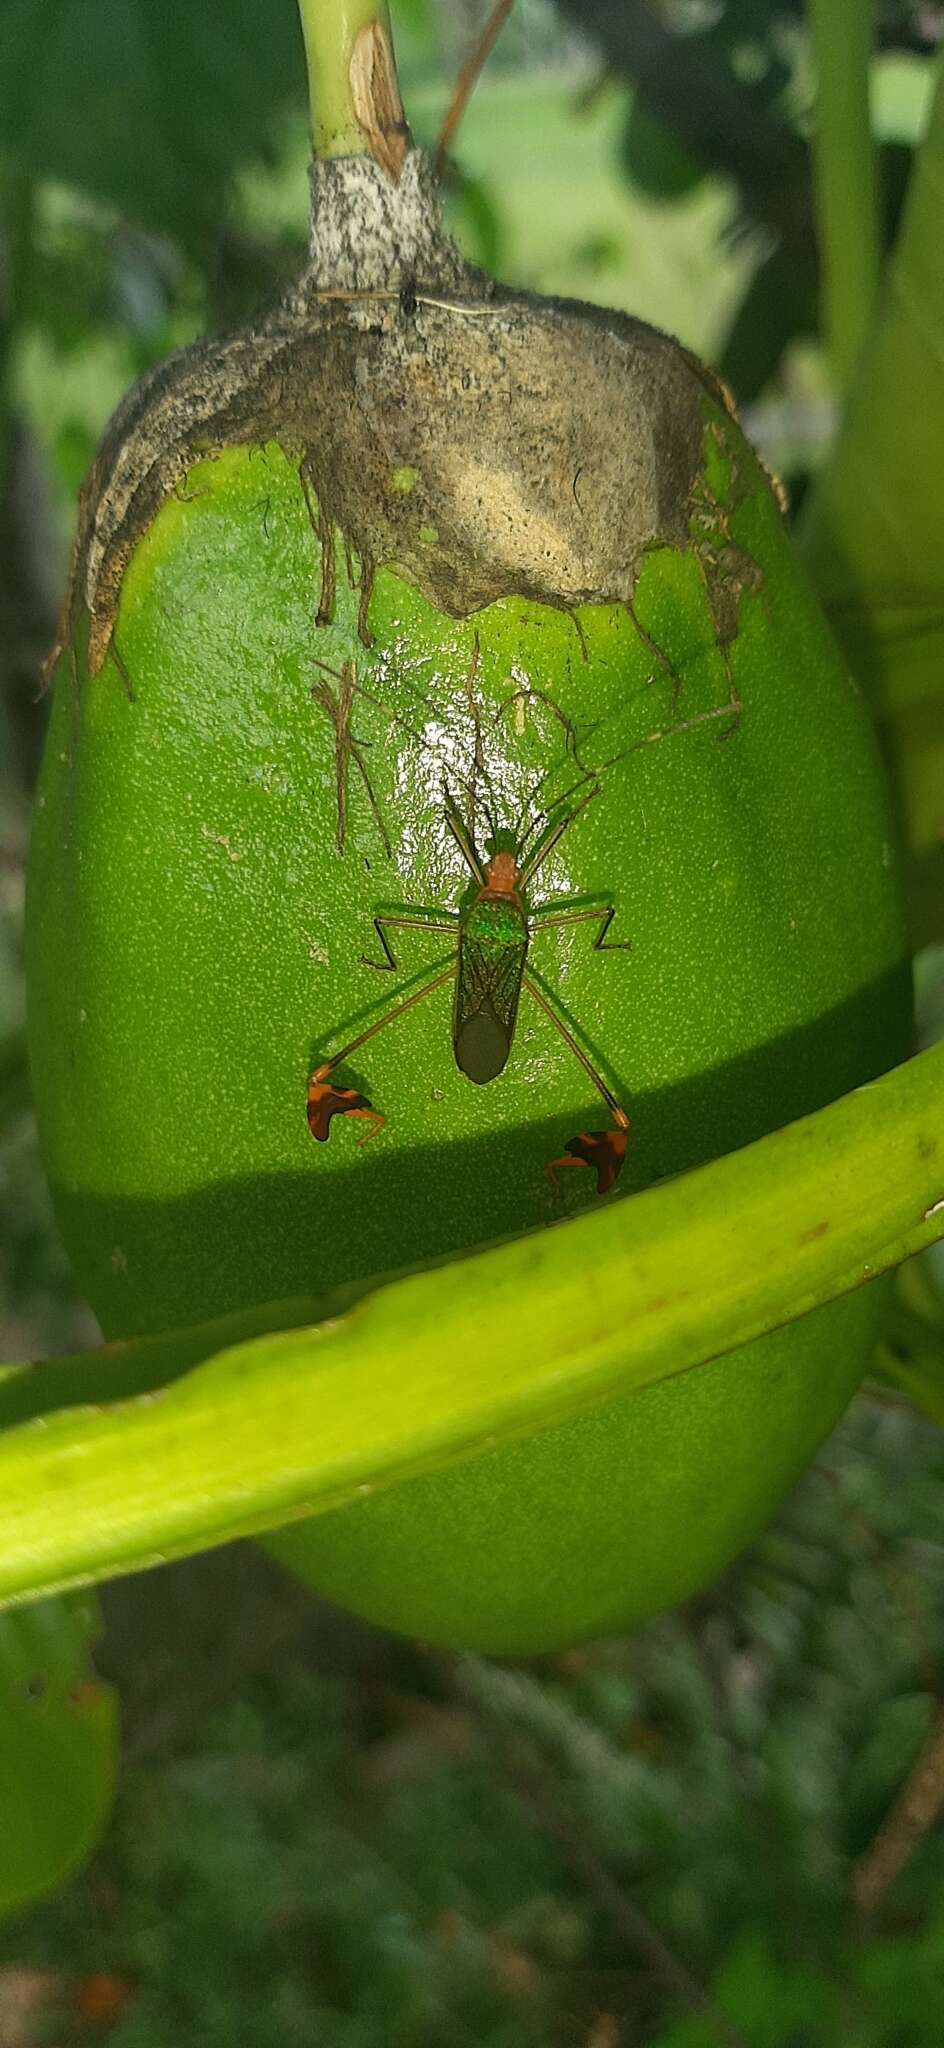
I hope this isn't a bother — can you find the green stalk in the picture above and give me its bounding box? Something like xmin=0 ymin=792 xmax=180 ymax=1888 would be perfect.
xmin=297 ymin=0 xmax=400 ymax=160
xmin=807 ymin=0 xmax=881 ymax=386
xmin=800 ymin=52 xmax=944 ymax=944
xmin=0 ymin=1029 xmax=29 ymax=1131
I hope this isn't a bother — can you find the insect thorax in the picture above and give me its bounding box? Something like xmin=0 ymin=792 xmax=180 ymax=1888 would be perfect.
xmin=461 ymin=894 xmax=528 ymax=955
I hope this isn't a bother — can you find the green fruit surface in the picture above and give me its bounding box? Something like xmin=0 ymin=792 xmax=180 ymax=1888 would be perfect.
xmin=26 ymin=414 xmax=911 ymax=1653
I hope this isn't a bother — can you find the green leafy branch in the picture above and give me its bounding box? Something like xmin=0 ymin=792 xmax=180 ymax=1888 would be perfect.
xmin=0 ymin=1037 xmax=942 ymax=1614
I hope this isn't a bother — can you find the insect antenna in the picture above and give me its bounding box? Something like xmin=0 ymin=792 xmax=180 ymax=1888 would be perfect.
xmin=517 ymin=781 xmax=601 ymax=890
xmin=350 ymin=675 xmax=492 ymax=828
xmin=508 ymin=775 xmax=550 ymax=861
xmin=477 ymin=787 xmax=500 ymax=855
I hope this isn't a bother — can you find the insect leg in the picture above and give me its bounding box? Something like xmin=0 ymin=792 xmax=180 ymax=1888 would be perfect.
xmin=522 ymin=971 xmax=630 ymax=1197
xmin=529 ymin=903 xmax=632 ymax=953
xmin=362 ymin=911 xmax=459 ymax=973
xmin=624 ymin=595 xmax=683 ymax=709
xmin=444 ymin=789 xmax=487 ymax=884
xmin=308 ymin=962 xmax=456 ymax=1147
xmin=307 ymin=1084 xmax=386 ymax=1147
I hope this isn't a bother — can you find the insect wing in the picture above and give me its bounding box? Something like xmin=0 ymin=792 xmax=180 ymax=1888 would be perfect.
xmin=454 ymin=923 xmax=527 ymax=1084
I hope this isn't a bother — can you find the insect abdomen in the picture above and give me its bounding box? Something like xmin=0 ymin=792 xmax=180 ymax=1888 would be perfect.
xmin=454 ymin=897 xmax=528 ymax=1085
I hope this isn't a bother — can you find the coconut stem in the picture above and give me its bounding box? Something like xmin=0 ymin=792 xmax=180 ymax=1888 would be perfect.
xmin=296 ymin=0 xmax=410 ymax=174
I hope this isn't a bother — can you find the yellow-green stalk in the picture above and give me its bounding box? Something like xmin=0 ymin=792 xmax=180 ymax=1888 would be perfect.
xmin=297 ymin=0 xmax=407 ymax=169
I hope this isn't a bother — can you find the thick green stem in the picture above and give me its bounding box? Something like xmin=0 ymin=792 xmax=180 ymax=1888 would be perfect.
xmin=800 ymin=53 xmax=944 ymax=944
xmin=0 ymin=1028 xmax=29 ymax=1131
xmin=808 ymin=0 xmax=881 ymax=386
xmin=297 ymin=0 xmax=402 ymax=161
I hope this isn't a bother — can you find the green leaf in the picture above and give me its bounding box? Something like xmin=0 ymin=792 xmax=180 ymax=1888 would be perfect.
xmin=0 ymin=1038 xmax=942 ymax=1614
xmin=0 ymin=0 xmax=304 ymax=249
xmin=874 ymin=1311 xmax=944 ymax=1427
xmin=801 ymin=53 xmax=944 ymax=945
xmin=0 ymin=1594 xmax=117 ymax=1916
xmin=620 ymin=101 xmax=704 ymax=202
xmin=651 ymin=1929 xmax=841 ymax=2046
xmin=719 ymin=240 xmax=817 ymax=405
xmin=445 ymin=168 xmax=504 ymax=277
xmin=391 ymin=0 xmax=439 ymax=51
xmin=870 ymin=1245 xmax=944 ymax=1423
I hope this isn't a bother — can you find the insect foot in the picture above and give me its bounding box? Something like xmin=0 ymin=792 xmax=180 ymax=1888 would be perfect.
xmin=546 ymin=1114 xmax=630 ymax=1198
xmin=307 ymin=1068 xmax=384 ymax=1147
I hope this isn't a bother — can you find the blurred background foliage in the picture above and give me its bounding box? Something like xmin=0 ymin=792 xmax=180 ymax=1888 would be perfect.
xmin=2 ymin=0 xmax=944 ymax=2040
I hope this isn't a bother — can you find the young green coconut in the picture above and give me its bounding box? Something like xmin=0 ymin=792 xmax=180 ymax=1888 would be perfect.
xmin=26 ymin=4 xmax=911 ymax=1652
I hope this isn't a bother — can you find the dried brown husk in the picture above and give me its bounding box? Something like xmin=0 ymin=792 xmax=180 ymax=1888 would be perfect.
xmin=48 ymin=149 xmax=739 ymax=686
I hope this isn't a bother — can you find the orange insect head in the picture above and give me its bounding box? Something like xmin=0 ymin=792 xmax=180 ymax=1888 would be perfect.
xmin=485 ymin=850 xmax=520 ymax=895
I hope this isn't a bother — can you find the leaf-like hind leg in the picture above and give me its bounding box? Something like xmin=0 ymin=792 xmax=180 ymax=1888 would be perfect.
xmin=523 ymin=972 xmax=630 ymax=1197
xmin=308 ymin=962 xmax=456 ymax=1147
xmin=307 ymin=1083 xmax=385 ymax=1148
xmin=362 ymin=911 xmax=459 ymax=973
xmin=545 ymin=1130 xmax=628 ymax=1197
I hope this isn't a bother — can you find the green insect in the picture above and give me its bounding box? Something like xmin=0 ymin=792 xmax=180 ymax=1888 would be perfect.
xmin=307 ymin=786 xmax=632 ymax=1194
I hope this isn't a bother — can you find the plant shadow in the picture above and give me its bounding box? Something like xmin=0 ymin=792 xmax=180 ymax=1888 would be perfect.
xmin=45 ymin=958 xmax=913 ymax=1348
